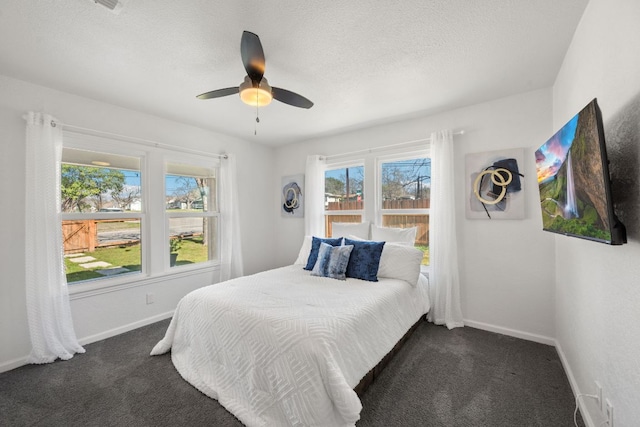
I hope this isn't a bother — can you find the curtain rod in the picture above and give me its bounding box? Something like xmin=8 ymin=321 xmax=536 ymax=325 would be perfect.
xmin=21 ymin=113 xmax=227 ymax=159
xmin=323 ymin=130 xmax=465 ymax=161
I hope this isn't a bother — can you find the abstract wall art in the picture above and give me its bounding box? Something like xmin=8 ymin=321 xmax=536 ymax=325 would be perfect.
xmin=465 ymin=148 xmax=525 ymax=219
xmin=281 ymin=174 xmax=304 ymax=218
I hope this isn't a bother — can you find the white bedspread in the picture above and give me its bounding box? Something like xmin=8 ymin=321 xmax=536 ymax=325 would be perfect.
xmin=151 ymin=265 xmax=430 ymax=427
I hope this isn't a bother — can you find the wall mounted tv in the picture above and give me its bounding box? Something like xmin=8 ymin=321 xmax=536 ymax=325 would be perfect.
xmin=535 ymin=98 xmax=626 ymax=245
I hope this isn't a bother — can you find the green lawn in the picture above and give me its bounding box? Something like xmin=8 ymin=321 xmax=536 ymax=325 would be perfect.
xmin=416 ymin=244 xmax=430 ymax=266
xmin=65 ymin=237 xmax=209 ymax=283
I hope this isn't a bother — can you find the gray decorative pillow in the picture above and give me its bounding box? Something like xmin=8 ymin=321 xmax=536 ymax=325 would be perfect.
xmin=311 ymin=242 xmax=354 ymax=280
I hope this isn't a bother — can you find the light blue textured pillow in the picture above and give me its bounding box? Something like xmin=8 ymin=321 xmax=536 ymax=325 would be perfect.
xmin=304 ymin=236 xmax=343 ymax=270
xmin=311 ymin=242 xmax=354 ymax=280
xmin=344 ymin=238 xmax=385 ymax=282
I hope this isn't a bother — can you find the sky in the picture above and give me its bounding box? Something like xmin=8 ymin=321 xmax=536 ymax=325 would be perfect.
xmin=122 ymin=171 xmax=189 ymax=198
xmin=123 ymin=170 xmax=141 ymax=186
xmin=535 ymin=113 xmax=578 ymax=183
xmin=325 ymin=159 xmax=431 ymax=183
xmin=119 ymin=160 xmax=432 ymax=197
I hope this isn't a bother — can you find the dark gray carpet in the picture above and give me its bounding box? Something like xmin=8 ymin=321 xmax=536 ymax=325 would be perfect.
xmin=0 ymin=320 xmax=583 ymax=426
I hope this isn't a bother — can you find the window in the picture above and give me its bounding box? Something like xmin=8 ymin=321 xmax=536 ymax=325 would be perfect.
xmin=166 ymin=162 xmax=218 ymax=268
xmin=60 ymin=134 xmax=221 ymax=290
xmin=322 ymin=149 xmax=431 ymax=268
xmin=323 ymin=164 xmax=364 ymax=237
xmin=61 ymin=148 xmax=143 ymax=284
xmin=378 ymin=156 xmax=430 ymax=266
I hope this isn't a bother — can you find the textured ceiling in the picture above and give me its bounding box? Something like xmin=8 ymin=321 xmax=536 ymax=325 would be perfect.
xmin=0 ymin=0 xmax=589 ymax=146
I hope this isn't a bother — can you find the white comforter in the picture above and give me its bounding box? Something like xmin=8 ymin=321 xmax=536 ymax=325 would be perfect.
xmin=151 ymin=265 xmax=430 ymax=427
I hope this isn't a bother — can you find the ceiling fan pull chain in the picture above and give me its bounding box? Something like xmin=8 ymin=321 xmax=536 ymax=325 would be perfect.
xmin=254 ymin=89 xmax=260 ymax=135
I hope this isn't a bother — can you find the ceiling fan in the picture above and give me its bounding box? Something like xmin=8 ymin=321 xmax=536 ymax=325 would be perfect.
xmin=196 ymin=31 xmax=313 ymax=109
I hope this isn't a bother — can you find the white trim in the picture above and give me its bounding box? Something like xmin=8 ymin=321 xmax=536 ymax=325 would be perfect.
xmin=323 ymin=130 xmax=463 ymax=161
xmin=0 ymin=356 xmax=29 ymax=374
xmin=62 ymin=124 xmax=226 ymax=159
xmin=555 ymin=341 xmax=598 ymax=427
xmin=463 ymin=319 xmax=556 ymax=346
xmin=325 ymin=210 xmax=363 ymax=216
xmin=0 ymin=311 xmax=175 ymax=374
xmin=164 ymin=151 xmax=222 ymax=171
xmin=63 ymin=132 xmax=148 ymax=158
xmin=69 ymin=263 xmax=220 ymax=299
xmin=77 ymin=310 xmax=174 ymax=347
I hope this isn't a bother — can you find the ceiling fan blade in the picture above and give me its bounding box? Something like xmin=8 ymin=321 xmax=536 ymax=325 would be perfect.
xmin=241 ymin=31 xmax=265 ymax=83
xmin=196 ymin=87 xmax=239 ymax=100
xmin=272 ymin=87 xmax=314 ymax=109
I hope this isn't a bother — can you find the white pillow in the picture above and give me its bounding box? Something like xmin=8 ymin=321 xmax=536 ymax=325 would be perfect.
xmin=377 ymin=243 xmax=423 ymax=286
xmin=331 ymin=221 xmax=370 ymax=240
xmin=371 ymin=225 xmax=417 ymax=246
xmin=294 ymin=235 xmax=313 ymax=265
xmin=346 ymin=235 xmax=423 ymax=286
xmin=346 ymin=234 xmax=366 ymax=241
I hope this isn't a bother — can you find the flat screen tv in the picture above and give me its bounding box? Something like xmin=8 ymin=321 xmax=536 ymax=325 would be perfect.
xmin=535 ymin=98 xmax=626 ymax=245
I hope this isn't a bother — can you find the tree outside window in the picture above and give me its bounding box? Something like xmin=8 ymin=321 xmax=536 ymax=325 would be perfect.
xmin=60 ymin=151 xmax=143 ymax=284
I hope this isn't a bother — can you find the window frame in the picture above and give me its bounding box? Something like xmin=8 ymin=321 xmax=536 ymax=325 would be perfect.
xmin=164 ymin=155 xmax=220 ymax=271
xmin=375 ymin=151 xmax=431 ymax=224
xmin=376 ymin=150 xmax=431 ymax=273
xmin=61 ymin=132 xmax=221 ymax=296
xmin=323 ymin=160 xmax=366 ymax=233
xmin=323 ymin=147 xmax=431 ymax=274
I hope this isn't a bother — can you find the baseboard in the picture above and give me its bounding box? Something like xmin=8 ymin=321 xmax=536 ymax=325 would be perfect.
xmin=555 ymin=341 xmax=597 ymax=427
xmin=0 ymin=356 xmax=29 ymax=374
xmin=0 ymin=311 xmax=174 ymax=374
xmin=78 ymin=310 xmax=174 ymax=346
xmin=463 ymin=319 xmax=556 ymax=346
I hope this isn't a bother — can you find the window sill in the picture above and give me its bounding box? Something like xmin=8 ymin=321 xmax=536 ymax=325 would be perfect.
xmin=68 ymin=263 xmax=220 ymax=300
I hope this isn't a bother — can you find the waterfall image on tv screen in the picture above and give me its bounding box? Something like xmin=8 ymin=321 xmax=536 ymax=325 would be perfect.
xmin=535 ymin=99 xmax=622 ymax=244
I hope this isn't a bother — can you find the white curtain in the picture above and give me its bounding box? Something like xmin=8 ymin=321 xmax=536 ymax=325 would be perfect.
xmin=304 ymin=155 xmax=325 ymax=236
xmin=219 ymin=153 xmax=244 ymax=281
xmin=24 ymin=112 xmax=85 ymax=363
xmin=428 ymin=130 xmax=464 ymax=329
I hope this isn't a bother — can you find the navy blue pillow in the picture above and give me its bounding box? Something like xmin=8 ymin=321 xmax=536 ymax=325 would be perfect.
xmin=304 ymin=237 xmax=343 ymax=270
xmin=344 ymin=238 xmax=385 ymax=282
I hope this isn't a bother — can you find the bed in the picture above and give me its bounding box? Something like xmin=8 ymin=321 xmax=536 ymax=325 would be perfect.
xmin=151 ymin=237 xmax=430 ymax=427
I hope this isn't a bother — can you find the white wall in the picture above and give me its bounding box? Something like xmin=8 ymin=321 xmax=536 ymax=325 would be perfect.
xmin=273 ymin=88 xmax=557 ymax=344
xmin=552 ymin=0 xmax=640 ymax=426
xmin=0 ymin=74 xmax=276 ymax=371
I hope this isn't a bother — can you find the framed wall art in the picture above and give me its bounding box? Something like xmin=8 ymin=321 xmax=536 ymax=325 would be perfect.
xmin=465 ymin=148 xmax=525 ymax=219
xmin=281 ymin=174 xmax=304 ymax=218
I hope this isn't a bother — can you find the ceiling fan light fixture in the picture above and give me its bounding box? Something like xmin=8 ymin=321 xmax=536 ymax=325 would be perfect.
xmin=239 ymin=76 xmax=273 ymax=107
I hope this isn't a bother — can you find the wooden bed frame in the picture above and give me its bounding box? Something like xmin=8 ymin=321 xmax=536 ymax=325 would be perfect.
xmin=353 ymin=314 xmax=427 ymax=396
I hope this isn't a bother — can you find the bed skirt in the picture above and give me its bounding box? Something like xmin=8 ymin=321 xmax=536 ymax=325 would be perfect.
xmin=354 ymin=314 xmax=427 ymax=396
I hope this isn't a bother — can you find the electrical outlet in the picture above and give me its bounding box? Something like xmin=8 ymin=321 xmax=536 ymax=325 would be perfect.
xmin=605 ymin=399 xmax=613 ymax=427
xmin=146 ymin=293 xmax=155 ymax=305
xmin=595 ymin=381 xmax=602 ymax=411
